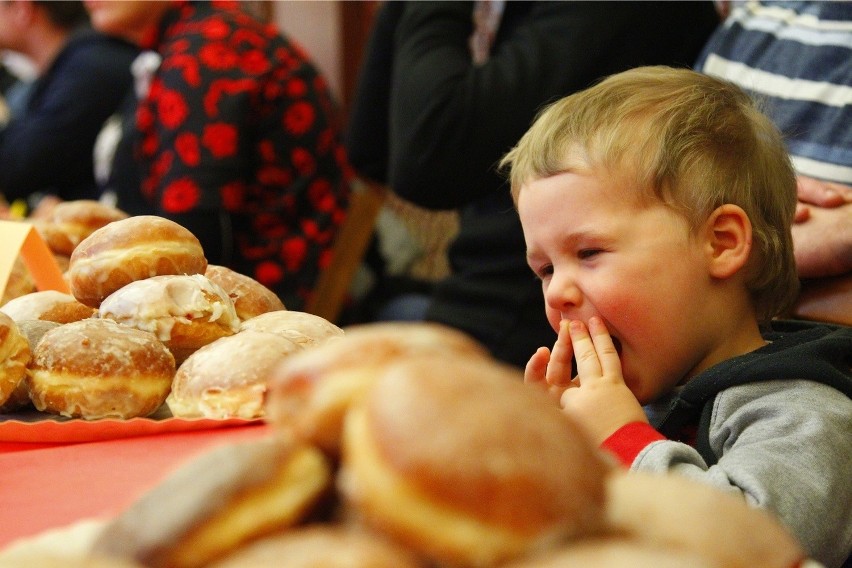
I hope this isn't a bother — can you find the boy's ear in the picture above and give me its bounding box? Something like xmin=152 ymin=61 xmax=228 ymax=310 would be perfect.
xmin=705 ymin=204 xmax=752 ymax=279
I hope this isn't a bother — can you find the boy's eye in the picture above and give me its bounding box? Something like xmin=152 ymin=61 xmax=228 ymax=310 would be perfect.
xmin=533 ymin=264 xmax=553 ymax=280
xmin=578 ymin=249 xmax=602 ymax=260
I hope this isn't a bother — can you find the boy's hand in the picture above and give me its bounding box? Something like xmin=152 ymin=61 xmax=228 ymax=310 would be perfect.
xmin=560 ymin=317 xmax=647 ymax=445
xmin=524 ymin=320 xmax=573 ymax=403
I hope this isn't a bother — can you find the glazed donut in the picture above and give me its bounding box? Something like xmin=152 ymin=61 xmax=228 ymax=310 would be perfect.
xmin=337 ymin=355 xmax=611 ymax=567
xmin=67 ymin=215 xmax=207 ymax=307
xmin=93 ymin=437 xmax=332 ymax=568
xmin=264 ymin=321 xmax=490 ymax=456
xmin=168 ymin=330 xmax=302 ymax=420
xmin=602 ymin=471 xmax=804 ymax=568
xmin=239 ymin=310 xmax=342 ymax=348
xmin=204 ymin=265 xmax=285 ymax=321
xmin=0 ymin=290 xmax=96 ymax=324
xmin=27 ymin=318 xmax=175 ymax=419
xmin=209 ymin=525 xmax=421 ymax=568
xmin=99 ymin=274 xmax=240 ymax=366
xmin=33 ymin=199 xmax=129 ymax=256
xmin=0 ymin=312 xmax=31 ymax=412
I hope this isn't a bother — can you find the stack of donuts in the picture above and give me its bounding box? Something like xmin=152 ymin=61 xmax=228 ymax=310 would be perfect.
xmin=70 ymin=322 xmax=806 ymax=568
xmin=0 ymin=207 xmax=341 ymax=421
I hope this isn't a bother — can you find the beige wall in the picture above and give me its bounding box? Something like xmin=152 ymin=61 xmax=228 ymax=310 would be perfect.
xmin=272 ymin=1 xmax=343 ymax=103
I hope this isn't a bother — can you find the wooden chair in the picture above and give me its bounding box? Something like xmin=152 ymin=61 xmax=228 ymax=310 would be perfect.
xmin=305 ymin=177 xmax=386 ymax=324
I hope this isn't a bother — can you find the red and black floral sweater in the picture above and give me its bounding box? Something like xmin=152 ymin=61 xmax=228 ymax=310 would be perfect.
xmin=108 ymin=1 xmax=351 ymax=310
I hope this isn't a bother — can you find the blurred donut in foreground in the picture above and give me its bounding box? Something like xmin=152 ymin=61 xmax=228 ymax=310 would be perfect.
xmin=264 ymin=321 xmax=488 ymax=456
xmin=338 ymin=355 xmax=611 ymax=567
xmin=209 ymin=525 xmax=421 ymax=568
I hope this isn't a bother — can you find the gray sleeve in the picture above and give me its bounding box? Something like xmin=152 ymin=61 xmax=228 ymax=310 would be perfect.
xmin=632 ymin=381 xmax=852 ymax=568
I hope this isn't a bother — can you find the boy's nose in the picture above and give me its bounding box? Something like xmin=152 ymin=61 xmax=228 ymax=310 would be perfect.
xmin=545 ymin=273 xmax=582 ymax=313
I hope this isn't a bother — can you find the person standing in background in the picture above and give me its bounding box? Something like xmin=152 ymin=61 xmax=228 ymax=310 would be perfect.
xmin=0 ymin=0 xmax=138 ymax=217
xmin=695 ymin=0 xmax=852 ymax=292
xmin=346 ymin=1 xmax=721 ymax=368
xmin=85 ymin=0 xmax=351 ymax=311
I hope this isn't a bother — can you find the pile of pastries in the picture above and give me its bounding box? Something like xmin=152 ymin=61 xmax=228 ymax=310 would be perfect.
xmin=0 ymin=203 xmax=810 ymax=567
xmin=0 ymin=203 xmax=342 ymax=420
xmin=4 ymin=321 xmax=806 ymax=567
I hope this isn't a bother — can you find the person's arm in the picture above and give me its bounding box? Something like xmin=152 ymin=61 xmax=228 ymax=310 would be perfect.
xmin=0 ymin=35 xmax=137 ymax=199
xmin=616 ymin=382 xmax=852 ymax=567
xmin=387 ymin=2 xmax=718 ymax=210
xmin=345 ymin=1 xmax=405 ymax=184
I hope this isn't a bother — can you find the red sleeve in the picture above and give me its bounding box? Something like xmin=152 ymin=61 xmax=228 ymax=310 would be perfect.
xmin=601 ymin=421 xmax=667 ymax=468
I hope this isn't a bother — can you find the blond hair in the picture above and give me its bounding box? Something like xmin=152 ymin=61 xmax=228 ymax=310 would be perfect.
xmin=500 ymin=66 xmax=798 ymax=321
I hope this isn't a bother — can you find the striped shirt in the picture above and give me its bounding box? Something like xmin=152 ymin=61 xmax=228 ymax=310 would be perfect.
xmin=696 ymin=1 xmax=852 ymax=184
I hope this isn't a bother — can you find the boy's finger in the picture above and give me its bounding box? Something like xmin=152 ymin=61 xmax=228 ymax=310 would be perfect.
xmin=545 ymin=320 xmax=574 ymax=387
xmin=524 ymin=346 xmax=550 ymax=385
xmin=568 ymin=319 xmax=603 ymax=379
xmin=587 ymin=316 xmax=620 ymax=377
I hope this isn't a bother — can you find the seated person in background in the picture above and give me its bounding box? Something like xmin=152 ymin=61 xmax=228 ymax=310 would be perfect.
xmin=86 ymin=1 xmax=351 ymax=311
xmin=0 ymin=0 xmax=138 ymax=216
xmin=507 ymin=66 xmax=852 ymax=567
xmin=695 ymin=0 xmax=851 ymax=320
xmin=345 ymin=1 xmax=720 ymax=368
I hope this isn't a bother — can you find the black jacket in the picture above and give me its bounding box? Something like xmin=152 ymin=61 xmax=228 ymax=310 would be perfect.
xmin=347 ymin=1 xmax=720 ymax=367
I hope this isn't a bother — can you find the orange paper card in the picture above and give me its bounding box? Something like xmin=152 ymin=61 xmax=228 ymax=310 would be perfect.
xmin=0 ymin=220 xmax=69 ymax=296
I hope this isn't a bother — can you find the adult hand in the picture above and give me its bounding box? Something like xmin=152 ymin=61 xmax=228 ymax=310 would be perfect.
xmin=559 ymin=318 xmax=647 ymax=445
xmin=791 ymin=178 xmax=852 ymax=278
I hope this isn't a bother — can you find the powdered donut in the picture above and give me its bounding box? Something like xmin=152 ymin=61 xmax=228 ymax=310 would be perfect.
xmin=98 ymin=274 xmax=240 ymax=366
xmin=67 ymin=215 xmax=207 ymax=307
xmin=0 ymin=312 xmax=31 ymax=412
xmin=338 ymin=355 xmax=611 ymax=567
xmin=204 ymin=265 xmax=285 ymax=321
xmin=167 ymin=330 xmax=302 ymax=419
xmin=28 ymin=318 xmax=175 ymax=419
xmin=0 ymin=290 xmax=96 ymax=324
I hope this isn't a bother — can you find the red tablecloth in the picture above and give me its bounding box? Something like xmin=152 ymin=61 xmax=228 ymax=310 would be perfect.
xmin=0 ymin=422 xmax=272 ymax=549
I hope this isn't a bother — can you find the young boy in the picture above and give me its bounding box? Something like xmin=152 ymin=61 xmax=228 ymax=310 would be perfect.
xmin=500 ymin=66 xmax=852 ymax=568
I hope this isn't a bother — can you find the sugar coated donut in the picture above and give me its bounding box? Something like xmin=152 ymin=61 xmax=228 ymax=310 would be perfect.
xmin=67 ymin=215 xmax=207 ymax=307
xmin=28 ymin=318 xmax=175 ymax=419
xmin=265 ymin=321 xmax=489 ymax=455
xmin=168 ymin=330 xmax=301 ymax=419
xmin=239 ymin=310 xmax=342 ymax=348
xmin=204 ymin=265 xmax=285 ymax=321
xmin=0 ymin=312 xmax=31 ymax=412
xmin=338 ymin=355 xmax=611 ymax=567
xmin=0 ymin=290 xmax=96 ymax=324
xmin=99 ymin=274 xmax=240 ymax=365
xmin=34 ymin=199 xmax=129 ymax=256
